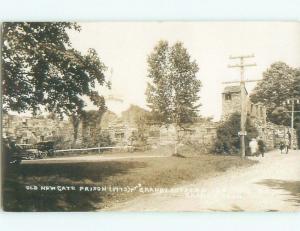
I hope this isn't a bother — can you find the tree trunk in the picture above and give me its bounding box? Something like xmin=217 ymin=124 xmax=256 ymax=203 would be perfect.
xmin=174 ymin=126 xmax=179 ymax=155
xmin=71 ymin=114 xmax=80 ymax=146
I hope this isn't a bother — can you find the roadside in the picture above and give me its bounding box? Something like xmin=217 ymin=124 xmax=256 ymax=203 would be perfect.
xmin=3 ymin=148 xmax=255 ymax=211
xmin=106 ymin=149 xmax=300 ymax=211
xmin=21 ymin=146 xmax=174 ymax=164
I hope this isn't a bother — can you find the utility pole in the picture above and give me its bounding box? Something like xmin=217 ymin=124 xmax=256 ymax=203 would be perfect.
xmin=291 ymin=100 xmax=294 ymax=149
xmin=225 ymin=54 xmax=256 ymax=158
xmin=284 ymin=98 xmax=300 ymax=150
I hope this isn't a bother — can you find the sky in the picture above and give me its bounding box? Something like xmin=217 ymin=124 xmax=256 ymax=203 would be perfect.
xmin=68 ymin=22 xmax=300 ymax=121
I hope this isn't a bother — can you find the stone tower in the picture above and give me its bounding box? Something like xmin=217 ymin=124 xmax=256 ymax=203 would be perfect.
xmin=221 ymin=85 xmax=248 ymax=120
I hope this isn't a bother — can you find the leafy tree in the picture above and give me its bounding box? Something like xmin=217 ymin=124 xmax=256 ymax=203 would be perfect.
xmin=250 ymin=62 xmax=298 ymax=125
xmin=146 ymin=40 xmax=201 ymax=154
xmin=146 ymin=41 xmax=173 ymax=124
xmin=294 ymin=69 xmax=300 ymax=146
xmin=250 ymin=62 xmax=300 ymax=147
xmin=214 ymin=113 xmax=258 ymax=155
xmin=2 ymin=22 xmax=109 ymax=142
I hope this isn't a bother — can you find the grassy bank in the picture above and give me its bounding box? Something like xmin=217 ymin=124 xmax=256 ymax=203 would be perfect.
xmin=3 ymin=151 xmax=256 ymax=211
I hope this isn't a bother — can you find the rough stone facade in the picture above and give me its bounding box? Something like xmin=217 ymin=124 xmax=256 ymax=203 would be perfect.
xmin=5 ymin=85 xmax=296 ymax=152
xmin=2 ymin=114 xmax=74 ymax=145
xmin=222 ymin=85 xmax=247 ymax=119
xmin=222 ymin=85 xmax=298 ymax=150
xmin=2 ymin=105 xmax=218 ymax=153
xmin=222 ymin=85 xmax=267 ymax=123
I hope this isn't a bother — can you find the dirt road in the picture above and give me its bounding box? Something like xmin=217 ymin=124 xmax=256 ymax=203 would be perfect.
xmin=107 ymin=150 xmax=300 ymax=211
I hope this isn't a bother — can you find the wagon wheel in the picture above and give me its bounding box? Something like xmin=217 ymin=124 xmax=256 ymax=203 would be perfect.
xmin=47 ymin=149 xmax=54 ymax=157
xmin=40 ymin=152 xmax=47 ymax=159
xmin=28 ymin=153 xmax=36 ymax=160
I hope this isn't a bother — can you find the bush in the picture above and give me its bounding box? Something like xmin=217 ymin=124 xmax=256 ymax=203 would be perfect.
xmin=52 ymin=135 xmax=72 ymax=150
xmin=82 ymin=132 xmax=114 ymax=148
xmin=128 ymin=128 xmax=149 ymax=151
xmin=214 ymin=113 xmax=258 ymax=155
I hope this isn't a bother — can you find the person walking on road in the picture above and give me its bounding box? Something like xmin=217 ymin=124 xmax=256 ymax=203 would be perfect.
xmin=249 ymin=138 xmax=258 ymax=156
xmin=279 ymin=141 xmax=285 ymax=154
xmin=257 ymin=137 xmax=266 ymax=157
xmin=283 ymin=132 xmax=291 ymax=154
xmin=285 ymin=131 xmax=291 ymax=154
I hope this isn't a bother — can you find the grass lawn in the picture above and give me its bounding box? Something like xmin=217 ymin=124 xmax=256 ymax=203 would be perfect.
xmin=3 ymin=149 xmax=256 ymax=211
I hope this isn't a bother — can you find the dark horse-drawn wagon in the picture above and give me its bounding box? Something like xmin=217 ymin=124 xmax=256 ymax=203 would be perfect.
xmin=3 ymin=138 xmax=55 ymax=164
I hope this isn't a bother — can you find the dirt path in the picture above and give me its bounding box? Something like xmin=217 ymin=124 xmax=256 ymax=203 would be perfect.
xmin=107 ymin=150 xmax=300 ymax=211
xmin=22 ymin=154 xmax=167 ymax=164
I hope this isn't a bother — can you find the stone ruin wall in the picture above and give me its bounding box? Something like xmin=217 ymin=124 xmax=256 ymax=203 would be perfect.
xmin=3 ymin=106 xmax=298 ymax=153
xmin=247 ymin=101 xmax=297 ymax=150
xmin=146 ymin=121 xmax=218 ymax=153
xmin=221 ymin=85 xmax=298 ymax=150
xmin=2 ymin=114 xmax=74 ymax=146
xmin=251 ymin=118 xmax=297 ymax=150
xmin=2 ymin=113 xmax=218 ymax=153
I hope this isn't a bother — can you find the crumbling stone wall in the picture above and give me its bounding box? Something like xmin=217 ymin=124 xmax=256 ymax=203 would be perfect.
xmin=146 ymin=121 xmax=218 ymax=153
xmin=251 ymin=118 xmax=297 ymax=150
xmin=2 ymin=114 xmax=74 ymax=145
xmin=221 ymin=85 xmax=298 ymax=150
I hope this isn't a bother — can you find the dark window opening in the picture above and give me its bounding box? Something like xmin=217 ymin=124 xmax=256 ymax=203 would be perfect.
xmin=22 ymin=119 xmax=28 ymax=126
xmin=115 ymin=132 xmax=125 ymax=139
xmin=149 ymin=130 xmax=160 ymax=137
xmin=225 ymin=93 xmax=232 ymax=100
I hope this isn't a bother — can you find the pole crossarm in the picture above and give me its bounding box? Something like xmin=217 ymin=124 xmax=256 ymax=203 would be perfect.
xmin=228 ymin=63 xmax=256 ymax=68
xmin=222 ymin=79 xmax=261 ymax=84
xmin=229 ymin=54 xmax=255 ymax=59
xmin=222 ymin=80 xmax=240 ymax=84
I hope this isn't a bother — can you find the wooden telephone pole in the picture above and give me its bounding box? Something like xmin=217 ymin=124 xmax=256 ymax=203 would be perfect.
xmin=225 ymin=54 xmax=257 ymax=158
xmin=284 ymin=98 xmax=300 ymax=150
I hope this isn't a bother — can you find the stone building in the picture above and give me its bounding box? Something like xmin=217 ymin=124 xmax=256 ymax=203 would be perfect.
xmin=222 ymin=85 xmax=248 ymax=119
xmin=2 ymin=113 xmax=74 ymax=145
xmin=4 ymin=84 xmax=297 ymax=152
xmin=76 ymin=104 xmax=218 ymax=152
xmin=2 ymin=105 xmax=217 ymax=153
xmin=222 ymin=85 xmax=267 ymax=123
xmin=221 ymin=85 xmax=298 ymax=149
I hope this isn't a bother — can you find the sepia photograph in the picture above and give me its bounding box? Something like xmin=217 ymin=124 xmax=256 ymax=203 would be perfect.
xmin=1 ymin=21 xmax=300 ymax=212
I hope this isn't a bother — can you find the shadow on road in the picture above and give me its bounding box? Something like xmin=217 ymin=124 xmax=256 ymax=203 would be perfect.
xmin=209 ymin=205 xmax=245 ymax=212
xmin=257 ymin=179 xmax=300 ymax=207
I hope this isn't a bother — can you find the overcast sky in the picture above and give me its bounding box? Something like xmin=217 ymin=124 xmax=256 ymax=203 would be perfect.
xmin=68 ymin=22 xmax=300 ymax=121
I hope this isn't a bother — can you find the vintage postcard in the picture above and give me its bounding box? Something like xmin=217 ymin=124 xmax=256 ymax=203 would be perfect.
xmin=1 ymin=21 xmax=300 ymax=211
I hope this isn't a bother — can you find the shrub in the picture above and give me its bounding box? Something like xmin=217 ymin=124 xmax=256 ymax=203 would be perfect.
xmin=214 ymin=112 xmax=258 ymax=155
xmin=52 ymin=135 xmax=72 ymax=150
xmin=82 ymin=131 xmax=114 ymax=148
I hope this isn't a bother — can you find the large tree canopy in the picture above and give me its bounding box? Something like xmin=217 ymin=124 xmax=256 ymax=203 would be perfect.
xmin=250 ymin=62 xmax=299 ymax=126
xmin=146 ymin=40 xmax=201 ymax=127
xmin=2 ymin=22 xmax=108 ymax=117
